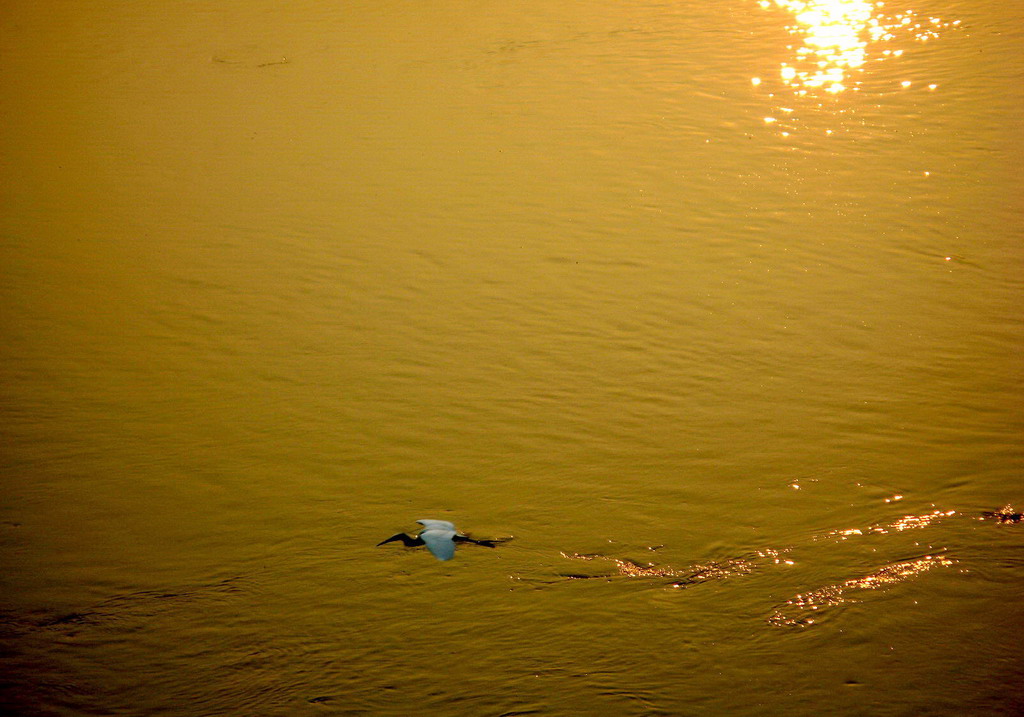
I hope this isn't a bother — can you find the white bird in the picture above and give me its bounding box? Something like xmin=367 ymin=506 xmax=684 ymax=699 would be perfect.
xmin=377 ymin=519 xmax=503 ymax=561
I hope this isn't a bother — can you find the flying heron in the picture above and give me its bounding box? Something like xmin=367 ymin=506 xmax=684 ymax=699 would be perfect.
xmin=377 ymin=519 xmax=505 ymax=561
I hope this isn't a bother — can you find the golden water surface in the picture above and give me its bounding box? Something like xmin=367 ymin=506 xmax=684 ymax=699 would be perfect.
xmin=1 ymin=0 xmax=1022 ymax=714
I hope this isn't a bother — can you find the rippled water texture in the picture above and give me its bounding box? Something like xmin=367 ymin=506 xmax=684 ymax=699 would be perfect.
xmin=1 ymin=0 xmax=1022 ymax=714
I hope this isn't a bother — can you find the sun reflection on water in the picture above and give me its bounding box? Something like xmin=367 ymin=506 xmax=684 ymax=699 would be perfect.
xmin=754 ymin=0 xmax=961 ymax=132
xmin=762 ymin=0 xmax=879 ymax=95
xmin=558 ymin=551 xmax=768 ymax=586
xmin=769 ymin=553 xmax=955 ymax=627
xmin=537 ymin=503 xmax=1004 ymax=629
xmin=818 ymin=509 xmax=958 ymax=541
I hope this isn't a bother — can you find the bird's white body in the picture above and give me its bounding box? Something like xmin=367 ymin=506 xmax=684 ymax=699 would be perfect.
xmin=416 ymin=519 xmax=458 ymax=561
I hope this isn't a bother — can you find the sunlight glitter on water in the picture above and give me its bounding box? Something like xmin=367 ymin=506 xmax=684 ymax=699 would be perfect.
xmin=754 ymin=0 xmax=961 ymax=133
xmin=768 ymin=554 xmax=956 ymax=627
xmin=558 ymin=551 xmax=766 ymax=585
xmin=817 ymin=510 xmax=958 ymax=541
xmin=763 ymin=0 xmax=878 ymax=95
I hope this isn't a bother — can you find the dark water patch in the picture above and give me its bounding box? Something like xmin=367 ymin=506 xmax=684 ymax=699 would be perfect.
xmin=0 ymin=676 xmax=90 ymax=717
xmin=26 ymin=575 xmax=251 ymax=635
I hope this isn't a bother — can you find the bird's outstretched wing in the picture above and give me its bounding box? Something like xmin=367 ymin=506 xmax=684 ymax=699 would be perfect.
xmin=419 ymin=526 xmax=457 ymax=561
xmin=416 ymin=519 xmax=457 ymax=532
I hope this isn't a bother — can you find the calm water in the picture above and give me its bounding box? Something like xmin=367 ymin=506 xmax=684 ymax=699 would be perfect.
xmin=2 ymin=0 xmax=1022 ymax=714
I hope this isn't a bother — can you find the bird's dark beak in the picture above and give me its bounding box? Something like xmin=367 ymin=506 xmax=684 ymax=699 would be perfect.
xmin=377 ymin=534 xmax=403 ymax=546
